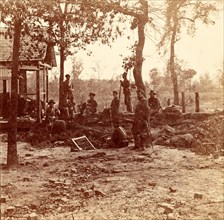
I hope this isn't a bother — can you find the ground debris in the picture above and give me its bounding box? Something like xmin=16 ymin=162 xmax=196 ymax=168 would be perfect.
xmin=194 ymin=193 xmax=203 ymax=200
xmin=152 ymin=114 xmax=223 ymax=156
xmin=158 ymin=202 xmax=175 ymax=214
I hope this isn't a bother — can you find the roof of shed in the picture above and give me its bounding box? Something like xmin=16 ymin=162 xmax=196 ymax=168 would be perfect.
xmin=0 ymin=27 xmax=57 ymax=67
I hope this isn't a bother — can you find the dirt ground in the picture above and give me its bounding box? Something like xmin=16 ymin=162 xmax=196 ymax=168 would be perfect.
xmin=0 ymin=135 xmax=223 ymax=220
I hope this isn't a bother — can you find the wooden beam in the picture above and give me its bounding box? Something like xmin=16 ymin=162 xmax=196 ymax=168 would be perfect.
xmin=3 ymin=80 xmax=7 ymax=93
xmin=19 ymin=65 xmax=39 ymax=71
xmin=195 ymin=92 xmax=200 ymax=113
xmin=46 ymin=68 xmax=49 ymax=103
xmin=42 ymin=67 xmax=46 ymax=111
xmin=39 ymin=61 xmax=52 ymax=69
xmin=181 ymin=92 xmax=186 ymax=113
xmin=36 ymin=66 xmax=41 ymax=123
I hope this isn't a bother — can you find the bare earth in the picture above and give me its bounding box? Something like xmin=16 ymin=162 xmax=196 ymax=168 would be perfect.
xmin=0 ymin=139 xmax=223 ymax=220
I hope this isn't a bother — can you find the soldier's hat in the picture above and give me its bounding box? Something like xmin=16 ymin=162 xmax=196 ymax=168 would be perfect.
xmin=89 ymin=92 xmax=95 ymax=96
xmin=112 ymin=90 xmax=118 ymax=95
xmin=122 ymin=72 xmax=127 ymax=78
xmin=65 ymin=74 xmax=71 ymax=78
xmin=149 ymin=90 xmax=156 ymax=95
xmin=48 ymin=99 xmax=56 ymax=104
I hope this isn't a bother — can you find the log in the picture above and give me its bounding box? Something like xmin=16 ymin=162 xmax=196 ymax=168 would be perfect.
xmin=68 ymin=123 xmax=110 ymax=135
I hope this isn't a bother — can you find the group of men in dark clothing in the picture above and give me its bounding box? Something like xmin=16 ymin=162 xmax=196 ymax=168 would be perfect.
xmin=110 ymin=87 xmax=161 ymax=151
xmin=45 ymin=72 xmax=161 ymax=151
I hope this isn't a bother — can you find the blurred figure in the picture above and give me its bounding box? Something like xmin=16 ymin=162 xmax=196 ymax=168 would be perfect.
xmin=85 ymin=92 xmax=97 ymax=115
xmin=110 ymin=90 xmax=120 ymax=126
xmin=63 ymin=74 xmax=74 ymax=105
xmin=45 ymin=99 xmax=60 ymax=133
xmin=148 ymin=90 xmax=161 ymax=117
xmin=120 ymin=72 xmax=132 ymax=112
xmin=131 ymin=89 xmax=151 ymax=151
xmin=109 ymin=91 xmax=128 ymax=148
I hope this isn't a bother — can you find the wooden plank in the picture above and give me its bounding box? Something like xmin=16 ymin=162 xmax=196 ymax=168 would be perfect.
xmin=36 ymin=67 xmax=41 ymax=123
xmin=46 ymin=68 xmax=49 ymax=103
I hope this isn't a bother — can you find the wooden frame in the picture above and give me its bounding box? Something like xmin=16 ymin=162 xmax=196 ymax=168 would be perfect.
xmin=71 ymin=135 xmax=96 ymax=150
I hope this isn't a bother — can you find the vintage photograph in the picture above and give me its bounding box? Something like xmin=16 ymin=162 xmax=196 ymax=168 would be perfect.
xmin=0 ymin=0 xmax=223 ymax=219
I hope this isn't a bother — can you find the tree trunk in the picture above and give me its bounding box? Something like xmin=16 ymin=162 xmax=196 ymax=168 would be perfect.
xmin=170 ymin=43 xmax=179 ymax=105
xmin=59 ymin=30 xmax=65 ymax=110
xmin=7 ymin=19 xmax=22 ymax=168
xmin=169 ymin=8 xmax=179 ymax=105
xmin=133 ymin=21 xmax=145 ymax=91
xmin=133 ymin=0 xmax=148 ymax=92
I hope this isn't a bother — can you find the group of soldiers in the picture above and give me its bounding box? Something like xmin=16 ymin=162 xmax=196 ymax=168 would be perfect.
xmin=45 ymin=72 xmax=161 ymax=151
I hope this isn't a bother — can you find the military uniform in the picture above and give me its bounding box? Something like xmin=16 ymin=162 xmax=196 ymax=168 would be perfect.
xmin=121 ymin=78 xmax=132 ymax=112
xmin=110 ymin=96 xmax=120 ymax=125
xmin=148 ymin=90 xmax=161 ymax=116
xmin=63 ymin=78 xmax=74 ymax=104
xmin=86 ymin=99 xmax=97 ymax=115
xmin=45 ymin=100 xmax=60 ymax=133
xmin=132 ymin=95 xmax=151 ymax=150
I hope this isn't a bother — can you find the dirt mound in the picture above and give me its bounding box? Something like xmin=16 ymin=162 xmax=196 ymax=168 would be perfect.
xmin=190 ymin=115 xmax=224 ymax=155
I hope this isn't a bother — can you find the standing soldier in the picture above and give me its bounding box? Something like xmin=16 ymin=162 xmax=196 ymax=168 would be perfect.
xmin=109 ymin=90 xmax=129 ymax=148
xmin=120 ymin=72 xmax=132 ymax=112
xmin=62 ymin=74 xmax=75 ymax=119
xmin=131 ymin=89 xmax=151 ymax=151
xmin=110 ymin=90 xmax=120 ymax=126
xmin=63 ymin=74 xmax=74 ymax=105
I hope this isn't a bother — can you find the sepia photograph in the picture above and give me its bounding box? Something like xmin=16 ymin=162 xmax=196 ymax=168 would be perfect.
xmin=0 ymin=0 xmax=223 ymax=219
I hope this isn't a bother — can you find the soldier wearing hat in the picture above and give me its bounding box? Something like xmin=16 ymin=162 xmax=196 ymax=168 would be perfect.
xmin=110 ymin=90 xmax=120 ymax=126
xmin=148 ymin=90 xmax=161 ymax=116
xmin=131 ymin=89 xmax=151 ymax=150
xmin=85 ymin=92 xmax=98 ymax=115
xmin=63 ymin=74 xmax=74 ymax=105
xmin=45 ymin=99 xmax=60 ymax=133
xmin=120 ymin=72 xmax=132 ymax=112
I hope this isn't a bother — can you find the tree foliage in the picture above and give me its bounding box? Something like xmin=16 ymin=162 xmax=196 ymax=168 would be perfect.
xmin=159 ymin=0 xmax=218 ymax=104
xmin=0 ymin=0 xmax=47 ymax=168
xmin=149 ymin=68 xmax=163 ymax=90
xmin=36 ymin=0 xmax=130 ymax=108
xmin=70 ymin=56 xmax=84 ymax=80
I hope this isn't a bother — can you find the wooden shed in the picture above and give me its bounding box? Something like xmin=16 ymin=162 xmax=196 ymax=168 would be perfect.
xmin=0 ymin=27 xmax=57 ymax=122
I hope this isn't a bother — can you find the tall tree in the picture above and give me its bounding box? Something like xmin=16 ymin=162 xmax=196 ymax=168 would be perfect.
xmin=40 ymin=0 xmax=123 ymax=109
xmin=70 ymin=0 xmax=150 ymax=91
xmin=159 ymin=0 xmax=217 ymax=104
xmin=7 ymin=18 xmax=21 ymax=168
xmin=132 ymin=0 xmax=148 ymax=91
xmin=0 ymin=0 xmax=43 ymax=167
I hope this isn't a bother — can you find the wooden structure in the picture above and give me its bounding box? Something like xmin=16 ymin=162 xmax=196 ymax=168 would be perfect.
xmin=71 ymin=135 xmax=96 ymax=150
xmin=0 ymin=27 xmax=57 ymax=122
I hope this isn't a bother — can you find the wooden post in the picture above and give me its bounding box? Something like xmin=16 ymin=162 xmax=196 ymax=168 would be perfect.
xmin=167 ymin=98 xmax=171 ymax=106
xmin=36 ymin=66 xmax=41 ymax=123
xmin=181 ymin=92 xmax=186 ymax=113
xmin=3 ymin=80 xmax=7 ymax=93
xmin=195 ymin=92 xmax=200 ymax=112
xmin=42 ymin=67 xmax=46 ymax=111
xmin=46 ymin=68 xmax=49 ymax=103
